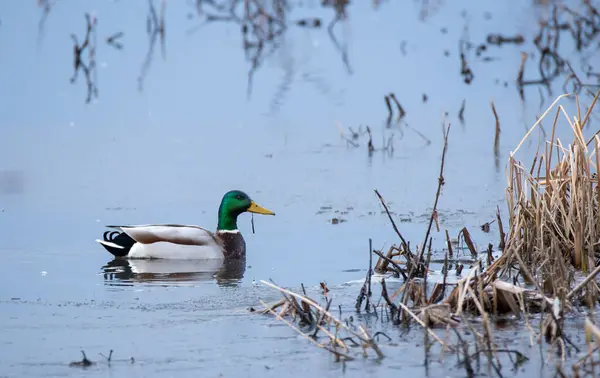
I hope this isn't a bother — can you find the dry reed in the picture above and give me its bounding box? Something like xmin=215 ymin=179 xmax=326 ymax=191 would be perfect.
xmin=501 ymin=90 xmax=600 ymax=294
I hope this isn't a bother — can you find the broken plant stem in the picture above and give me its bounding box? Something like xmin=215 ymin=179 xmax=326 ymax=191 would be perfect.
xmin=374 ymin=189 xmax=410 ymax=253
xmin=567 ymin=264 xmax=600 ymax=300
xmin=372 ymin=249 xmax=407 ymax=280
xmin=396 ymin=301 xmax=446 ymax=347
xmin=420 ymin=123 xmax=451 ymax=268
xmin=260 ymin=300 xmax=355 ymax=361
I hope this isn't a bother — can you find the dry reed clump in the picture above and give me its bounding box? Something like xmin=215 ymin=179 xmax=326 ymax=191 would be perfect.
xmin=445 ymin=91 xmax=600 ymax=307
xmin=499 ymin=90 xmax=600 ymax=300
xmin=442 ymin=92 xmax=600 ymax=376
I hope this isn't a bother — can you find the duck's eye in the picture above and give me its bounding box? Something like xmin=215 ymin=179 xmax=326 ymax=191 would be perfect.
xmin=236 ymin=195 xmax=243 ymax=200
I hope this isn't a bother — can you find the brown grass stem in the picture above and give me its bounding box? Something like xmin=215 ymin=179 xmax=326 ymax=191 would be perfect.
xmin=372 ymin=249 xmax=407 ymax=280
xmin=374 ymin=189 xmax=410 ymax=253
xmin=260 ymin=300 xmax=355 ymax=361
xmin=420 ymin=123 xmax=451 ymax=261
xmin=567 ymin=264 xmax=600 ymax=301
xmin=396 ymin=301 xmax=446 ymax=347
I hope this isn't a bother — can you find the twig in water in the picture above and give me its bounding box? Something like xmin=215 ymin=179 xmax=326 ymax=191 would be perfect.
xmin=487 ymin=33 xmax=524 ymax=46
xmin=456 ymin=263 xmax=464 ymax=275
xmin=366 ymin=238 xmax=373 ymax=311
xmin=459 ymin=37 xmax=474 ymax=84
xmin=373 ymin=331 xmax=392 ymax=342
xmin=453 ymin=328 xmax=475 ymax=378
xmin=486 ymin=244 xmax=494 ymax=267
xmin=480 ymin=220 xmax=494 ymax=233
xmin=389 ymin=93 xmax=406 ymax=120
xmin=567 ymin=264 xmax=600 ymax=300
xmin=491 ymin=99 xmax=501 ymax=167
xmin=418 ymin=123 xmax=451 ymax=275
xmin=445 ymin=229 xmax=454 ymax=258
xmin=337 ymin=121 xmax=360 ymax=147
xmin=396 ymin=300 xmax=446 ymax=347
xmin=320 ymin=282 xmax=330 ymax=295
xmin=99 ymin=350 xmax=113 ymax=363
xmin=496 ymin=206 xmax=505 ymax=250
xmin=460 ymin=227 xmax=478 ymax=259
xmin=366 ymin=126 xmax=375 ymax=155
xmin=106 ymin=31 xmax=124 ymax=50
xmin=385 ymin=95 xmax=393 ymax=125
xmin=517 ymin=52 xmax=527 ymax=101
xmin=428 ymin=251 xmax=450 ymax=304
xmin=311 ymin=297 xmax=332 ymax=339
xmin=396 ymin=123 xmax=452 ymax=318
xmin=381 ymin=278 xmax=399 ymax=321
xmin=355 ymin=239 xmax=373 ymax=312
xmin=406 ymin=125 xmax=432 ymax=145
xmin=69 ymin=350 xmax=95 ymax=368
xmin=459 ymin=99 xmax=466 ymax=124
xmin=372 ymin=249 xmax=407 ymax=280
xmin=422 ymin=123 xmax=450 ymax=245
xmin=340 ymin=337 xmax=360 ymax=346
xmin=374 ymin=189 xmax=410 ymax=254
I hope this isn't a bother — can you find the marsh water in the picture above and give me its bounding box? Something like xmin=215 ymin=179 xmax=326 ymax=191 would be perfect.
xmin=0 ymin=1 xmax=597 ymax=377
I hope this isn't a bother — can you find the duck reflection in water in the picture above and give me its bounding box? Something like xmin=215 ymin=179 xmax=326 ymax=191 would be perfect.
xmin=102 ymin=257 xmax=246 ymax=287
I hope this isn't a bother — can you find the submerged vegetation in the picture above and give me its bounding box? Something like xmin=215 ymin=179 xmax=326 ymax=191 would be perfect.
xmin=255 ymin=91 xmax=600 ymax=377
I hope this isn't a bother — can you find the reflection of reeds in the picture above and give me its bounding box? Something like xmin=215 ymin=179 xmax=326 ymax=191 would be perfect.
xmin=138 ymin=0 xmax=166 ymax=91
xmin=189 ymin=0 xmax=350 ymax=97
xmin=189 ymin=0 xmax=290 ymax=97
xmin=518 ymin=3 xmax=600 ymax=100
xmin=106 ymin=32 xmax=124 ymax=50
xmin=37 ymin=0 xmax=55 ymax=41
xmin=70 ymin=13 xmax=98 ymax=104
xmin=323 ymin=0 xmax=352 ymax=75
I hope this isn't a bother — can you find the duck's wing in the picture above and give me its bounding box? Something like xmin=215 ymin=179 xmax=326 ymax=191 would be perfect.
xmin=106 ymin=224 xmax=219 ymax=246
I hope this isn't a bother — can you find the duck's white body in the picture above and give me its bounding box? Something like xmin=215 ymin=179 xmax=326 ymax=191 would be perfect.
xmin=127 ymin=258 xmax=225 ymax=274
xmin=96 ymin=224 xmax=230 ymax=260
xmin=128 ymin=241 xmax=224 ymax=259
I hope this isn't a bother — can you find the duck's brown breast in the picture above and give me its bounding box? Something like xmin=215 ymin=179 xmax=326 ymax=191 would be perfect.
xmin=216 ymin=231 xmax=246 ymax=259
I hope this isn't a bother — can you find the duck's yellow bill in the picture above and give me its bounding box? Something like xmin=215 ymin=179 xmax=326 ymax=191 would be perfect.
xmin=247 ymin=201 xmax=275 ymax=215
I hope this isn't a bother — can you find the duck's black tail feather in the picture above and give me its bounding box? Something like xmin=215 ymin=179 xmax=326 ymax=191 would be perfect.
xmin=96 ymin=231 xmax=136 ymax=257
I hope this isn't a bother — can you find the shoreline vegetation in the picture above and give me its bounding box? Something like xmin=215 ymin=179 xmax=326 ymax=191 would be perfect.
xmin=254 ymin=90 xmax=600 ymax=377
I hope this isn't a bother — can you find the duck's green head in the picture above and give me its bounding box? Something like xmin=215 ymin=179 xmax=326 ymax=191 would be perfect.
xmin=217 ymin=190 xmax=275 ymax=231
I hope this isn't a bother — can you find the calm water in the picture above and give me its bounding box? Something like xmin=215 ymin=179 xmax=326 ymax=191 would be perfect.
xmin=0 ymin=0 xmax=597 ymax=377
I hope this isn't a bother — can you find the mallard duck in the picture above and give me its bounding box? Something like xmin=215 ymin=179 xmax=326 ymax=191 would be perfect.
xmin=96 ymin=190 xmax=275 ymax=260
